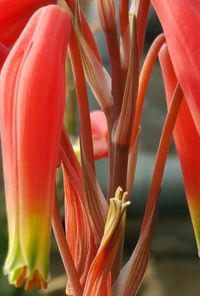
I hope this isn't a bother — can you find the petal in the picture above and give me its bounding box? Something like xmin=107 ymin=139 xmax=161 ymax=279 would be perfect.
xmin=92 ymin=138 xmax=109 ymax=159
xmin=90 ymin=111 xmax=108 ymax=139
xmin=0 ymin=0 xmax=57 ymax=47
xmin=0 ymin=42 xmax=9 ymax=69
xmin=90 ymin=111 xmax=109 ymax=159
xmin=159 ymin=44 xmax=200 ymax=254
xmin=151 ymin=0 xmax=200 ymax=134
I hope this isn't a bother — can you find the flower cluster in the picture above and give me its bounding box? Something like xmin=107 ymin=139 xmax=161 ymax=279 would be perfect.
xmin=0 ymin=0 xmax=199 ymax=295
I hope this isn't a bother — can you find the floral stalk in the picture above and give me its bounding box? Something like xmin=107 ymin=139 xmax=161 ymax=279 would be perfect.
xmin=52 ymin=193 xmax=83 ymax=296
xmin=141 ymin=83 xmax=183 ymax=231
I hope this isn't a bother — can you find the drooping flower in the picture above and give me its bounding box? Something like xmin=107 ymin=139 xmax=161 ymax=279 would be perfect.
xmin=159 ymin=44 xmax=200 ymax=254
xmin=90 ymin=111 xmax=108 ymax=159
xmin=0 ymin=5 xmax=71 ymax=290
xmin=0 ymin=0 xmax=56 ymax=47
xmin=151 ymin=0 xmax=200 ymax=134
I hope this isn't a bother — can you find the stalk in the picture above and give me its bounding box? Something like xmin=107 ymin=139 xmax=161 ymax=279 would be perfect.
xmin=141 ymin=84 xmax=183 ymax=231
xmin=131 ymin=34 xmax=165 ymax=146
xmin=52 ymin=194 xmax=83 ymax=296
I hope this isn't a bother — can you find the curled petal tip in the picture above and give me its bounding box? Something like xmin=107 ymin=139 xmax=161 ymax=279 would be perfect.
xmin=15 ymin=267 xmax=27 ymax=288
xmin=25 ymin=270 xmax=47 ymax=291
xmin=5 ymin=266 xmax=47 ymax=291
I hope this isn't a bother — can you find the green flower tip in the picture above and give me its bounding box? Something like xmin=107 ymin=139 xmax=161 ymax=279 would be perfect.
xmin=6 ymin=266 xmax=47 ymax=291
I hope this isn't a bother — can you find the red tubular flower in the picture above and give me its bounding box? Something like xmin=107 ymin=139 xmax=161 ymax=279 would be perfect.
xmin=151 ymin=0 xmax=200 ymax=134
xmin=159 ymin=45 xmax=200 ymax=254
xmin=90 ymin=111 xmax=108 ymax=159
xmin=0 ymin=0 xmax=57 ymax=47
xmin=0 ymin=5 xmax=71 ymax=289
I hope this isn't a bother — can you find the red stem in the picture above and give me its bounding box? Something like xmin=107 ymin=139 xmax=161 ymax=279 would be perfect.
xmin=137 ymin=0 xmax=150 ymax=62
xmin=69 ymin=27 xmax=95 ymax=172
xmin=141 ymin=84 xmax=183 ymax=231
xmin=120 ymin=0 xmax=129 ymax=38
xmin=97 ymin=0 xmax=123 ymax=108
xmin=52 ymin=194 xmax=83 ymax=296
xmin=64 ymin=0 xmax=102 ymax=62
xmin=131 ymin=34 xmax=165 ymax=147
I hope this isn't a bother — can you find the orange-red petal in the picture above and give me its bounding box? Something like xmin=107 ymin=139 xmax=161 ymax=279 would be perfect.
xmin=151 ymin=0 xmax=200 ymax=134
xmin=159 ymin=44 xmax=200 ymax=253
xmin=0 ymin=0 xmax=57 ymax=47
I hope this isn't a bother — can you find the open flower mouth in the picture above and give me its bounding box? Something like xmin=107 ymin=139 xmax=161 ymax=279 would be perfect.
xmin=8 ymin=266 xmax=47 ymax=290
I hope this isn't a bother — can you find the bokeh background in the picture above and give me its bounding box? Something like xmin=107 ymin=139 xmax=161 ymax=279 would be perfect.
xmin=0 ymin=1 xmax=200 ymax=295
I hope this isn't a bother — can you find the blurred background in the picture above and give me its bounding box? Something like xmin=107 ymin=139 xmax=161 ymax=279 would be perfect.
xmin=0 ymin=1 xmax=199 ymax=295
